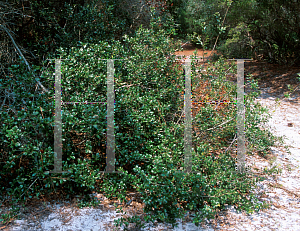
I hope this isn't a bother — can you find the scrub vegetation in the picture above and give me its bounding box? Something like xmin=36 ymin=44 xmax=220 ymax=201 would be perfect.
xmin=0 ymin=0 xmax=294 ymax=228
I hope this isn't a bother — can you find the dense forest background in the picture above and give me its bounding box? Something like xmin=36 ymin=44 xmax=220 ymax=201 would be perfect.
xmin=1 ymin=0 xmax=300 ymax=73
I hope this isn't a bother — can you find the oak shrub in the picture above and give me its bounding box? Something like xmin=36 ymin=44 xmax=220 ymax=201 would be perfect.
xmin=0 ymin=19 xmax=280 ymax=229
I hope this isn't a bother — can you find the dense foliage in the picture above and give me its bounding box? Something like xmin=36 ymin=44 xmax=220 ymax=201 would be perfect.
xmin=168 ymin=0 xmax=300 ymax=65
xmin=0 ymin=0 xmax=288 ymax=229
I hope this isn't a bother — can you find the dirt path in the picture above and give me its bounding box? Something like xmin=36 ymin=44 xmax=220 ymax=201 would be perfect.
xmin=1 ymin=45 xmax=300 ymax=231
xmin=174 ymin=42 xmax=220 ymax=58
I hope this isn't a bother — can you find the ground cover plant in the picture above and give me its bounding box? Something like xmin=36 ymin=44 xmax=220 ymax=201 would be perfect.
xmin=0 ymin=13 xmax=285 ymax=231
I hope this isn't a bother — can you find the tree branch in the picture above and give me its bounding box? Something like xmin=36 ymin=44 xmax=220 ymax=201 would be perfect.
xmin=206 ymin=117 xmax=234 ymax=131
xmin=0 ymin=24 xmax=49 ymax=93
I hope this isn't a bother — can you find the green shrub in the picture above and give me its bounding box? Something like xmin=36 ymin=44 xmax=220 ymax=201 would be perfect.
xmin=113 ymin=57 xmax=276 ymax=228
xmin=0 ymin=18 xmax=184 ymax=218
xmin=10 ymin=0 xmax=132 ymax=66
xmin=1 ymin=17 xmax=278 ymax=229
xmin=218 ymin=22 xmax=254 ymax=59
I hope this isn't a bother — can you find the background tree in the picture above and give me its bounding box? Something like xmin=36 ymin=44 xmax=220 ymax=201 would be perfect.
xmin=165 ymin=0 xmax=300 ymax=66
